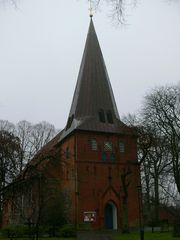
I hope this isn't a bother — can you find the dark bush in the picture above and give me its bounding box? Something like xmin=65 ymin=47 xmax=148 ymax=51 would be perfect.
xmin=2 ymin=224 xmax=28 ymax=238
xmin=59 ymin=224 xmax=77 ymax=238
xmin=78 ymin=222 xmax=92 ymax=231
xmin=173 ymin=218 xmax=180 ymax=237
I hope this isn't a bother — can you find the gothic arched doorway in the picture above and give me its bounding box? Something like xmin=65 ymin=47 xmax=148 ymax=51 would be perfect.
xmin=104 ymin=201 xmax=117 ymax=229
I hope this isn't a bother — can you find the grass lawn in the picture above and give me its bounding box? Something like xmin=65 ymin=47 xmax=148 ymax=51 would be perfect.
xmin=112 ymin=232 xmax=180 ymax=240
xmin=0 ymin=237 xmax=76 ymax=240
xmin=0 ymin=232 xmax=180 ymax=240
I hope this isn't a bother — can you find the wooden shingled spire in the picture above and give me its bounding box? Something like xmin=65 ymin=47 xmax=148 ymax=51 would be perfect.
xmin=59 ymin=19 xmax=125 ymax=142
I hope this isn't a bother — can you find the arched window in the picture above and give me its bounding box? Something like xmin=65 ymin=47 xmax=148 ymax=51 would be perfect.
xmin=99 ymin=109 xmax=106 ymax=123
xmin=91 ymin=138 xmax=98 ymax=151
xmin=119 ymin=142 xmax=125 ymax=153
xmin=107 ymin=110 xmax=114 ymax=124
xmin=65 ymin=146 xmax=70 ymax=159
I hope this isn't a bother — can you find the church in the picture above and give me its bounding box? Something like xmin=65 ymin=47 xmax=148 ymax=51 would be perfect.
xmin=2 ymin=18 xmax=140 ymax=230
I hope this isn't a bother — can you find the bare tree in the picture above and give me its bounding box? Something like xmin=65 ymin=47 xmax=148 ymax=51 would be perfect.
xmin=0 ymin=120 xmax=15 ymax=133
xmin=15 ymin=121 xmax=33 ymax=172
xmin=0 ymin=0 xmax=19 ymax=9
xmin=29 ymin=121 xmax=56 ymax=155
xmin=0 ymin=119 xmax=58 ymax=172
xmin=142 ymin=134 xmax=171 ymax=223
xmin=0 ymin=131 xmax=22 ymax=187
xmin=90 ymin=0 xmax=138 ymax=23
xmin=123 ymin=102 xmax=179 ymax=225
xmin=0 ymin=0 xmax=178 ymax=23
xmin=120 ymin=166 xmax=132 ymax=232
xmin=0 ymin=130 xmax=22 ymax=225
xmin=143 ymin=84 xmax=180 ymax=195
xmin=15 ymin=121 xmax=57 ymax=169
xmin=3 ymin=146 xmax=69 ymax=238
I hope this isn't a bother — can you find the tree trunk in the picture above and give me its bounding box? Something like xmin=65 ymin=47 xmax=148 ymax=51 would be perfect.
xmin=154 ymin=173 xmax=159 ymax=224
xmin=122 ymin=197 xmax=129 ymax=233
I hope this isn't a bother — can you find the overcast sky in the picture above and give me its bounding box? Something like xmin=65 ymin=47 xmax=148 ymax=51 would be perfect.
xmin=0 ymin=0 xmax=180 ymax=128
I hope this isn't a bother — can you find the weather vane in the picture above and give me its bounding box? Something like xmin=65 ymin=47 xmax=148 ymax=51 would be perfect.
xmin=88 ymin=0 xmax=93 ymax=18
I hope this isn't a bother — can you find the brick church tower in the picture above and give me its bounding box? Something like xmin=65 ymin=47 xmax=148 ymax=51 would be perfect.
xmin=58 ymin=18 xmax=141 ymax=230
xmin=2 ymin=18 xmax=141 ymax=231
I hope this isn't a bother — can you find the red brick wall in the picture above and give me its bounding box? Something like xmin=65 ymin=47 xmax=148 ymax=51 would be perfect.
xmin=60 ymin=130 xmax=140 ymax=229
xmin=2 ymin=130 xmax=140 ymax=230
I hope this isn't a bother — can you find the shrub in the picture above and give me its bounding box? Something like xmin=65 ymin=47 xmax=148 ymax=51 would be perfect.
xmin=78 ymin=223 xmax=92 ymax=231
xmin=59 ymin=224 xmax=77 ymax=238
xmin=2 ymin=224 xmax=28 ymax=238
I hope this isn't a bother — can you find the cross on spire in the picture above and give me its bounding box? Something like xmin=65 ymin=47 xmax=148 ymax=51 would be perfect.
xmin=89 ymin=0 xmax=93 ymax=18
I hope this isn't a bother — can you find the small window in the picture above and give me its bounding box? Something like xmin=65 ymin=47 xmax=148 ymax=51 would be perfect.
xmin=119 ymin=142 xmax=125 ymax=153
xmin=99 ymin=109 xmax=106 ymax=123
xmin=107 ymin=110 xmax=114 ymax=124
xmin=91 ymin=139 xmax=98 ymax=151
xmin=65 ymin=147 xmax=70 ymax=159
xmin=104 ymin=141 xmax=112 ymax=151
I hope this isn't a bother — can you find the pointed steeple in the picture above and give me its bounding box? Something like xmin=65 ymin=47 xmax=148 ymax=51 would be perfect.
xmin=60 ymin=19 xmax=124 ymax=141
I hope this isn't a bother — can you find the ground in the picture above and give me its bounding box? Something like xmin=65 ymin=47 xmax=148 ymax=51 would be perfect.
xmin=0 ymin=231 xmax=179 ymax=240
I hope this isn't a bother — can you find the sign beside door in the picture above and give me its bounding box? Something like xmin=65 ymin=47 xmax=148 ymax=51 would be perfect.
xmin=84 ymin=211 xmax=96 ymax=222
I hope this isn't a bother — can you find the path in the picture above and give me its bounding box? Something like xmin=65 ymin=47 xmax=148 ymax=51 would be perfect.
xmin=77 ymin=231 xmax=112 ymax=240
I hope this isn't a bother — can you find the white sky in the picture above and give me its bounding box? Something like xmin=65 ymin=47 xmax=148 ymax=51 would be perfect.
xmin=0 ymin=0 xmax=180 ymax=128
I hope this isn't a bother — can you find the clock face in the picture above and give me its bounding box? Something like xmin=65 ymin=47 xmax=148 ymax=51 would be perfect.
xmin=104 ymin=141 xmax=112 ymax=151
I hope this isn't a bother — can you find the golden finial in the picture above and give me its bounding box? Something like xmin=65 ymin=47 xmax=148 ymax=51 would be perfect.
xmin=88 ymin=0 xmax=93 ymax=18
